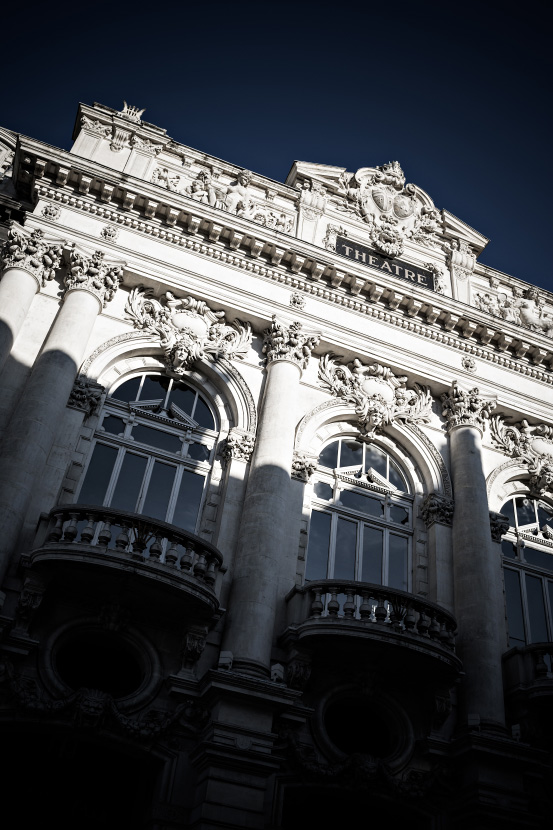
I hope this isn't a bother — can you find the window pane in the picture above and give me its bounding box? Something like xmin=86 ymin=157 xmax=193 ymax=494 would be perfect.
xmin=110 ymin=453 xmax=147 ymax=512
xmin=110 ymin=376 xmax=141 ymax=402
xmin=313 ymin=481 xmax=333 ymax=501
xmin=140 ymin=374 xmax=170 ymax=401
xmin=500 ymin=499 xmax=516 ymax=529
xmin=169 ymin=383 xmax=196 ymax=417
xmin=318 ymin=442 xmax=339 ymax=469
xmin=390 ymin=504 xmax=409 ymax=525
xmin=538 ymin=502 xmax=553 ymax=531
xmin=334 ymin=518 xmax=357 ymax=580
xmin=132 ymin=424 xmax=181 ymax=453
xmin=524 ymin=547 xmax=553 ymax=573
xmin=504 ymin=569 xmax=526 ymax=647
xmin=361 ymin=526 xmax=383 ymax=583
xmin=78 ymin=444 xmax=118 ymax=506
xmin=389 ymin=535 xmax=408 ymax=591
xmin=102 ymin=415 xmax=126 ymax=435
xmin=501 ymin=539 xmax=517 ymax=559
xmin=516 ymin=497 xmax=536 ymax=528
xmin=525 ymin=574 xmax=548 ymax=643
xmin=364 ymin=444 xmax=387 ymax=477
xmin=172 ymin=469 xmax=205 ymax=532
xmin=340 ymin=440 xmax=363 ymax=469
xmin=340 ymin=489 xmax=383 ymax=517
xmin=193 ymin=397 xmax=215 ymax=430
xmin=142 ymin=461 xmax=176 ymax=521
xmin=306 ymin=511 xmax=331 ymax=580
xmin=187 ymin=442 xmax=210 ymax=462
xmin=389 ymin=459 xmax=408 ymax=492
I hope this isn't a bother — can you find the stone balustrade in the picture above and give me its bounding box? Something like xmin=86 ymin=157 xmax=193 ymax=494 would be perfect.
xmin=503 ymin=643 xmax=553 ymax=693
xmin=34 ymin=504 xmax=223 ymax=587
xmin=285 ymin=579 xmax=457 ymax=651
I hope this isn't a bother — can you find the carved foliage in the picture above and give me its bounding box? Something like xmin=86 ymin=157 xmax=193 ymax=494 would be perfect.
xmin=221 ymin=429 xmax=255 ymax=463
xmin=67 ymin=376 xmax=104 ymax=417
xmin=440 ymin=381 xmax=496 ymax=432
xmin=420 ymin=493 xmax=454 ymax=527
xmin=318 ymin=354 xmax=433 ymax=440
xmin=446 ymin=238 xmax=476 ymax=281
xmin=1 ymin=223 xmax=65 ymax=285
xmin=126 ymin=287 xmax=252 ymax=374
xmin=490 ymin=416 xmax=553 ymax=497
xmin=65 ymin=246 xmax=124 ymax=307
xmin=262 ymin=315 xmax=320 ymax=372
xmin=489 ymin=511 xmax=510 ymax=543
xmin=291 ymin=451 xmax=318 ymax=482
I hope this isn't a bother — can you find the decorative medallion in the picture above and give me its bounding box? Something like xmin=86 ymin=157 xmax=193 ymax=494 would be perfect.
xmin=490 ymin=417 xmax=553 ymax=497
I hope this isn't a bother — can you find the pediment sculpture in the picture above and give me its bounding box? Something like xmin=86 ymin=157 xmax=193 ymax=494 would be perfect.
xmin=338 ymin=161 xmax=442 ymax=256
xmin=490 ymin=416 xmax=553 ymax=498
xmin=474 ymin=286 xmax=553 ymax=338
xmin=126 ymin=287 xmax=252 ymax=374
xmin=318 ymin=354 xmax=433 ymax=440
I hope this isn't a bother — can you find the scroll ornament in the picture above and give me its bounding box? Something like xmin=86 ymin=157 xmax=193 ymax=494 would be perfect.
xmin=440 ymin=382 xmax=496 ymax=433
xmin=65 ymin=247 xmax=124 ymax=307
xmin=126 ymin=287 xmax=252 ymax=374
xmin=490 ymin=417 xmax=553 ymax=498
xmin=318 ymin=354 xmax=433 ymax=440
xmin=262 ymin=316 xmax=320 ymax=372
xmin=1 ymin=223 xmax=65 ymax=286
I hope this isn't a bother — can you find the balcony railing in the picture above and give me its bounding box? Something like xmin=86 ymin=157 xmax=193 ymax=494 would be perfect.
xmin=29 ymin=504 xmax=223 ymax=590
xmin=503 ymin=643 xmax=553 ymax=694
xmin=284 ymin=579 xmax=458 ymax=652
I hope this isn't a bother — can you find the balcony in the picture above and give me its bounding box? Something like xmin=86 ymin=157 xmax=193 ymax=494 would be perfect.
xmin=503 ymin=644 xmax=553 ymax=745
xmin=280 ymin=580 xmax=461 ymax=677
xmin=24 ymin=505 xmax=224 ymax=620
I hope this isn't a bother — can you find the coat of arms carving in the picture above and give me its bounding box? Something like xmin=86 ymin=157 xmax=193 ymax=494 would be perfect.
xmin=318 ymin=354 xmax=433 ymax=439
xmin=491 ymin=416 xmax=553 ymax=497
xmin=126 ymin=287 xmax=252 ymax=374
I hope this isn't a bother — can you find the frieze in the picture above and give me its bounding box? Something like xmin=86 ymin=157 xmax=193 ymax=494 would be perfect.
xmin=474 ymin=285 xmax=553 ymax=338
xmin=126 ymin=287 xmax=252 ymax=374
xmin=318 ymin=354 xmax=433 ymax=440
xmin=440 ymin=382 xmax=496 ymax=433
xmin=262 ymin=315 xmax=320 ymax=372
xmin=1 ymin=223 xmax=65 ymax=286
xmin=490 ymin=416 xmax=553 ymax=497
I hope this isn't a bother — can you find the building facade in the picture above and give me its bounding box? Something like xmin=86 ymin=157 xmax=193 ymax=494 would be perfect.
xmin=0 ymin=101 xmax=552 ymax=828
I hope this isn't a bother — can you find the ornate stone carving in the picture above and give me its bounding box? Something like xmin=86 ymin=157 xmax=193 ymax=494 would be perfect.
xmin=447 ymin=238 xmax=476 ymax=281
xmin=490 ymin=417 xmax=553 ymax=497
xmin=81 ymin=115 xmax=111 ymax=138
xmin=289 ymin=291 xmax=306 ymax=310
xmin=462 ymin=356 xmax=477 ymax=373
xmin=249 ymin=206 xmax=294 ymax=233
xmin=65 ymin=246 xmax=124 ymax=307
xmin=129 ymin=135 xmax=162 ymax=155
xmin=67 ymin=376 xmax=104 ymax=416
xmin=118 ymin=101 xmax=146 ymax=123
xmin=291 ymin=451 xmax=317 ymax=482
xmin=474 ymin=286 xmax=553 ymax=337
xmin=420 ymin=493 xmax=454 ymax=527
xmin=1 ymin=223 xmax=65 ymax=286
xmin=181 ymin=625 xmax=208 ymax=669
xmin=262 ymin=315 xmax=320 ymax=372
xmin=126 ymin=287 xmax=252 ymax=374
xmin=151 ymin=166 xmax=181 ymax=191
xmin=424 ymin=261 xmax=447 ymax=294
xmin=186 ymin=169 xmax=213 ymax=203
xmin=323 ymin=224 xmax=347 ymax=251
xmin=221 ymin=429 xmax=255 ymax=463
xmin=298 ymin=179 xmax=327 ymax=219
xmin=489 ymin=511 xmax=510 ymax=543
xmin=13 ymin=578 xmax=45 ymax=634
xmin=318 ymin=354 xmax=433 ymax=440
xmin=286 ymin=652 xmax=312 ymax=690
xmin=440 ymin=382 xmax=496 ymax=433
xmin=223 ymin=169 xmax=254 ymax=215
xmin=41 ymin=203 xmax=61 ymax=221
xmin=0 ymin=147 xmax=14 ymax=179
xmin=100 ymin=224 xmax=119 ymax=241
xmin=339 ymin=162 xmax=441 ymax=255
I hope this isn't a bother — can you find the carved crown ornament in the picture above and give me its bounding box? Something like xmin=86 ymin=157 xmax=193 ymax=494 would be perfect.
xmin=318 ymin=354 xmax=433 ymax=440
xmin=490 ymin=416 xmax=553 ymax=498
xmin=337 ymin=161 xmax=442 ymax=257
xmin=125 ymin=287 xmax=252 ymax=375
xmin=474 ymin=285 xmax=553 ymax=339
xmin=262 ymin=315 xmax=320 ymax=373
xmin=65 ymin=245 xmax=124 ymax=307
xmin=440 ymin=381 xmax=496 ymax=433
xmin=1 ymin=222 xmax=65 ymax=286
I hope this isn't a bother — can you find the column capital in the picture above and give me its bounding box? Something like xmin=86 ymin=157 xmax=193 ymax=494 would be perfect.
xmin=64 ymin=245 xmax=125 ymax=309
xmin=420 ymin=492 xmax=454 ymax=527
xmin=489 ymin=511 xmax=510 ymax=543
xmin=67 ymin=375 xmax=105 ymax=417
xmin=0 ymin=222 xmax=65 ymax=287
xmin=291 ymin=451 xmax=317 ymax=482
xmin=221 ymin=429 xmax=255 ymax=464
xmin=262 ymin=315 xmax=320 ymax=373
xmin=441 ymin=381 xmax=496 ymax=434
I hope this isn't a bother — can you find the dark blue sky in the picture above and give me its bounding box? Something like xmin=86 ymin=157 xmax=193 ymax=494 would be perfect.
xmin=3 ymin=0 xmax=551 ymax=290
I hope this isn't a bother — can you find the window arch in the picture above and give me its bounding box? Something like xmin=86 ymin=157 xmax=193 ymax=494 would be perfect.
xmin=501 ymin=492 xmax=553 ymax=647
xmin=305 ymin=436 xmax=413 ymax=592
xmin=75 ymin=371 xmax=218 ymax=534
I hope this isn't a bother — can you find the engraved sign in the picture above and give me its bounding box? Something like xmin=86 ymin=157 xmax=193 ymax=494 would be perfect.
xmin=336 ymin=236 xmax=435 ymax=291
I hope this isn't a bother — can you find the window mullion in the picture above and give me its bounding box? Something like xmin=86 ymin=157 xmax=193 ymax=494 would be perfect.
xmin=104 ymin=446 xmax=127 ymax=506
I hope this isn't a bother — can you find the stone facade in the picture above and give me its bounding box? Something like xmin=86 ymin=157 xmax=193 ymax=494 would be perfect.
xmin=0 ymin=101 xmax=553 ymax=828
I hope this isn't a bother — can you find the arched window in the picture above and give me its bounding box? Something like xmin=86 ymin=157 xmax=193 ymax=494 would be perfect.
xmin=305 ymin=437 xmax=413 ymax=592
xmin=501 ymin=494 xmax=553 ymax=647
xmin=75 ymin=372 xmax=218 ymax=534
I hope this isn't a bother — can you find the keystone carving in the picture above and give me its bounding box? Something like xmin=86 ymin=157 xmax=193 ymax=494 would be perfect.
xmin=291 ymin=451 xmax=318 ymax=482
xmin=420 ymin=493 xmax=454 ymax=527
xmin=221 ymin=429 xmax=255 ymax=463
xmin=318 ymin=354 xmax=433 ymax=440
xmin=339 ymin=161 xmax=441 ymax=256
xmin=489 ymin=511 xmax=510 ymax=543
xmin=67 ymin=376 xmax=104 ymax=417
xmin=490 ymin=416 xmax=553 ymax=497
xmin=446 ymin=238 xmax=476 ymax=282
xmin=65 ymin=246 xmax=124 ymax=307
xmin=262 ymin=315 xmax=320 ymax=372
xmin=440 ymin=381 xmax=496 ymax=433
xmin=1 ymin=223 xmax=65 ymax=286
xmin=474 ymin=286 xmax=553 ymax=338
xmin=126 ymin=287 xmax=252 ymax=374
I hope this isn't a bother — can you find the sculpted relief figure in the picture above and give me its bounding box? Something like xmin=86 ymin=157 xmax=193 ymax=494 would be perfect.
xmin=491 ymin=416 xmax=553 ymax=498
xmin=474 ymin=285 xmax=553 ymax=337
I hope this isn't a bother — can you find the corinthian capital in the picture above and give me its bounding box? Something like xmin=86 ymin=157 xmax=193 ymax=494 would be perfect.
xmin=262 ymin=315 xmax=320 ymax=372
xmin=441 ymin=381 xmax=496 ymax=433
xmin=65 ymin=245 xmax=125 ymax=308
xmin=1 ymin=222 xmax=65 ymax=286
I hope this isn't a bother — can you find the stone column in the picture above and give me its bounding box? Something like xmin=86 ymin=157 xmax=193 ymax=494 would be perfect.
xmin=221 ymin=317 xmax=319 ymax=677
xmin=441 ymin=381 xmax=506 ymax=729
xmin=0 ymin=247 xmax=123 ymax=597
xmin=0 ymin=223 xmax=65 ymax=374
